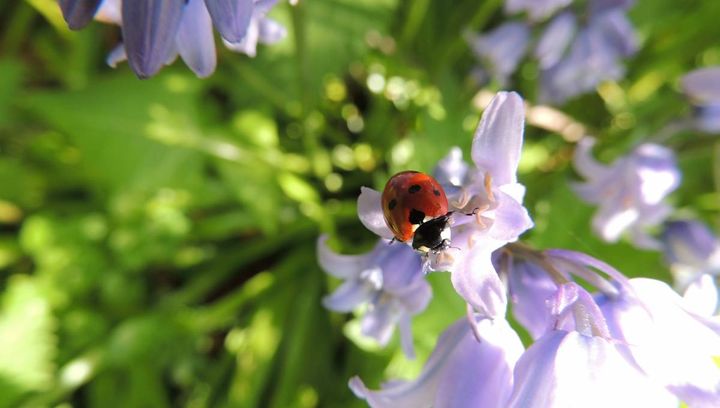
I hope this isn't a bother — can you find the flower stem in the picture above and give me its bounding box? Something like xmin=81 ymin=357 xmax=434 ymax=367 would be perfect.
xmin=506 ymin=242 xmax=570 ymax=285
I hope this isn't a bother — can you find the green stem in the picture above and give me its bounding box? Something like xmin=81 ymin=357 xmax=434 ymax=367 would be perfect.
xmin=505 ymin=242 xmax=570 ymax=285
xmin=444 ymin=0 xmax=502 ymax=66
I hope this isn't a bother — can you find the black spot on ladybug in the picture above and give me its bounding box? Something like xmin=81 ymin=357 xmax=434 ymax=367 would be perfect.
xmin=433 ymin=189 xmax=441 ymax=196
xmin=409 ymin=209 xmax=425 ymax=225
xmin=408 ymin=184 xmax=422 ymax=194
xmin=388 ymin=199 xmax=397 ymax=210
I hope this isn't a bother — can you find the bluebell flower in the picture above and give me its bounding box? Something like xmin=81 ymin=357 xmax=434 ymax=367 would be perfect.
xmin=58 ymin=0 xmax=286 ymax=78
xmin=317 ymin=236 xmax=431 ymax=358
xmin=681 ymin=67 xmax=720 ymax=133
xmin=509 ymin=280 xmax=677 ymax=408
xmin=572 ymin=137 xmax=680 ymax=248
xmin=357 ymin=92 xmax=533 ymax=318
xmin=468 ymin=22 xmax=531 ymax=86
xmin=350 ymin=317 xmax=524 ymax=408
xmin=662 ymin=220 xmax=720 ymax=315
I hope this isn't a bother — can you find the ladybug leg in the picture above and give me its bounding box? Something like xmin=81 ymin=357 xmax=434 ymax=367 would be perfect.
xmin=388 ymin=237 xmax=397 ymax=245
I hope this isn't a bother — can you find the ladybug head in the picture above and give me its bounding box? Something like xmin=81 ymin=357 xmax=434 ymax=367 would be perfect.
xmin=412 ymin=214 xmax=451 ymax=254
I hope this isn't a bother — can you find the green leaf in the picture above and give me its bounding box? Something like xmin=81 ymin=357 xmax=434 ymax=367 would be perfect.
xmin=0 ymin=276 xmax=56 ymax=408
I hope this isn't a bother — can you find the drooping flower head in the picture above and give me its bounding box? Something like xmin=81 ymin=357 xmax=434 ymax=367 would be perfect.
xmin=572 ymin=137 xmax=680 ymax=248
xmin=58 ymin=0 xmax=287 ymax=78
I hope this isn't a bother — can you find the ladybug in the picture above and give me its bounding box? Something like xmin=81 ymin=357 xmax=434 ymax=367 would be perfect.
xmin=381 ymin=170 xmax=452 ymax=253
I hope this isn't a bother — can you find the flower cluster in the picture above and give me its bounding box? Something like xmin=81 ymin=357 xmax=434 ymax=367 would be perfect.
xmin=320 ymin=91 xmax=720 ymax=407
xmin=58 ymin=0 xmax=286 ymax=78
xmin=572 ymin=137 xmax=681 ymax=248
xmin=352 ymin=246 xmax=720 ymax=407
xmin=470 ymin=0 xmax=638 ymax=104
xmin=319 ymin=92 xmax=533 ymax=354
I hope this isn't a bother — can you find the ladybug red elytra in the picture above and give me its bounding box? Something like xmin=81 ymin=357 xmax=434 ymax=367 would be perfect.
xmin=381 ymin=171 xmax=452 ymax=253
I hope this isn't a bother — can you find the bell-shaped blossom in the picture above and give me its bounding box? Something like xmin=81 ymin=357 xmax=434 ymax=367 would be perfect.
xmin=504 ymin=0 xmax=572 ymax=21
xmin=661 ymin=220 xmax=720 ymax=315
xmin=59 ymin=0 xmax=286 ymax=78
xmin=597 ymin=278 xmax=720 ymax=406
xmin=681 ymin=67 xmax=720 ymax=133
xmin=350 ymin=317 xmax=524 ymax=408
xmin=468 ymin=23 xmax=531 ymax=86
xmin=358 ymin=92 xmax=533 ymax=319
xmin=508 ymin=281 xmax=678 ymax=408
xmin=317 ymin=236 xmax=431 ymax=358
xmin=572 ymin=137 xmax=680 ymax=248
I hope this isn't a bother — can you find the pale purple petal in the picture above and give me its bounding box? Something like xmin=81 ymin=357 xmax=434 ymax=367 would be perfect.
xmin=433 ymin=147 xmax=469 ymax=187
xmin=487 ymin=189 xmax=534 ymax=242
xmin=682 ymin=67 xmax=720 ymax=104
xmin=471 ymin=92 xmax=525 ymax=186
xmin=504 ymin=0 xmax=572 ymax=21
xmin=572 ymin=137 xmax=611 ymax=181
xmin=662 ymin=220 xmax=720 ymax=268
xmin=205 ymin=0 xmax=254 ymax=43
xmin=598 ymin=278 xmax=720 ymax=405
xmin=106 ymin=43 xmax=128 ymax=68
xmin=176 ymin=0 xmax=217 ymax=78
xmin=322 ymin=279 xmax=376 ymax=312
xmin=434 ymin=319 xmax=524 ymax=408
xmin=469 ymin=23 xmax=530 ymax=85
xmin=122 ymin=0 xmax=185 ymax=79
xmin=535 ymin=12 xmax=577 ymax=69
xmin=509 ymin=331 xmax=677 ymax=408
xmin=225 ymin=19 xmax=260 ymax=57
xmin=590 ymin=0 xmax=635 ymax=14
xmin=633 ymin=143 xmax=680 ymax=205
xmin=683 ymin=274 xmax=719 ymax=317
xmin=59 ymin=0 xmax=103 ymax=29
xmin=362 ymin=301 xmax=402 ymax=346
xmin=351 ymin=318 xmax=523 ymax=408
xmin=357 ymin=187 xmax=395 ymax=240
xmin=450 ymin=247 xmax=507 ymax=318
xmin=508 ymin=260 xmax=557 ymax=339
xmin=594 ymin=10 xmax=638 ymax=57
xmin=258 ymin=18 xmax=287 ymax=44
xmin=316 ymin=235 xmax=370 ymax=279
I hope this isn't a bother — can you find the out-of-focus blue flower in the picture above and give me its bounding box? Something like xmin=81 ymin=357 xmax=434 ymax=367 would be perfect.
xmin=468 ymin=22 xmax=531 ymax=86
xmin=358 ymin=92 xmax=533 ymax=318
xmin=598 ymin=278 xmax=720 ymax=406
xmin=539 ymin=8 xmax=637 ymax=103
xmin=681 ymin=67 xmax=720 ymax=133
xmin=472 ymin=0 xmax=638 ymax=103
xmin=505 ymin=255 xmax=557 ymax=339
xmin=349 ymin=317 xmax=524 ymax=408
xmin=504 ymin=0 xmax=572 ymax=21
xmin=662 ymin=220 xmax=720 ymax=315
xmin=509 ymin=280 xmax=677 ymax=408
xmin=58 ymin=0 xmax=286 ymax=78
xmin=317 ymin=236 xmax=431 ymax=358
xmin=572 ymin=137 xmax=680 ymax=248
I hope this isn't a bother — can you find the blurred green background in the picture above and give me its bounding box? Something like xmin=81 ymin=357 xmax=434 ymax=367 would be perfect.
xmin=0 ymin=0 xmax=719 ymax=406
